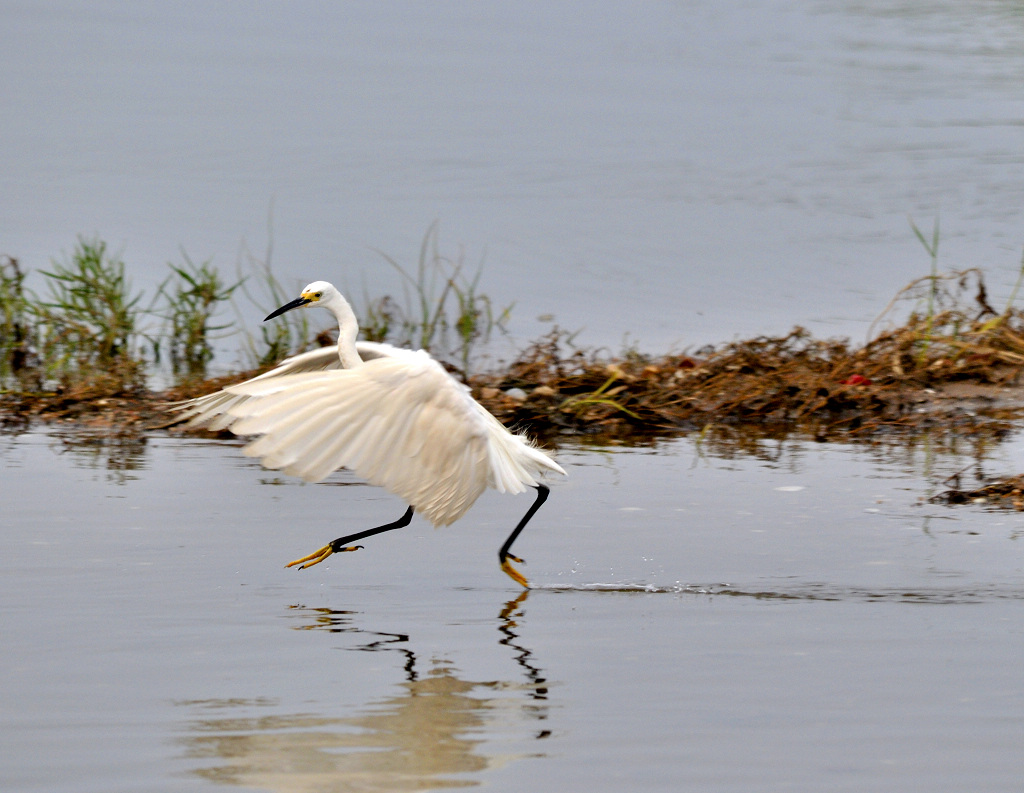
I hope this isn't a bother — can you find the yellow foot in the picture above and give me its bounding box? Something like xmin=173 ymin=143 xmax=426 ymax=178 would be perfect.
xmin=285 ymin=543 xmax=362 ymax=570
xmin=500 ymin=555 xmax=530 ymax=589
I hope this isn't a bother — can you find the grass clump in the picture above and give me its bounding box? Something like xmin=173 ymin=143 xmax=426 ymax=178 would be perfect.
xmin=0 ymin=256 xmax=34 ymax=385
xmin=1 ymin=223 xmax=514 ymax=399
xmin=154 ymin=253 xmax=242 ymax=380
xmin=11 ymin=220 xmax=1024 ymax=450
xmin=459 ymin=222 xmax=1024 ymax=441
xmin=470 ymin=257 xmax=1024 ymax=442
xmin=234 ymin=236 xmax=318 ymax=368
xmin=1 ymin=238 xmax=244 ymax=396
xmin=361 ymin=221 xmax=512 ymax=375
xmin=33 ymin=238 xmax=146 ymax=393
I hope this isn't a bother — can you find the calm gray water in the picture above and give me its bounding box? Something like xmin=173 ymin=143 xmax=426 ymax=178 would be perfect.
xmin=5 ymin=2 xmax=1024 ymax=354
xmin=4 ymin=3 xmax=1024 ymax=790
xmin=2 ymin=427 xmax=1023 ymax=792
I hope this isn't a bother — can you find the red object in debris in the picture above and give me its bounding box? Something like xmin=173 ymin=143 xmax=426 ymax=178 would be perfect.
xmin=841 ymin=374 xmax=871 ymax=386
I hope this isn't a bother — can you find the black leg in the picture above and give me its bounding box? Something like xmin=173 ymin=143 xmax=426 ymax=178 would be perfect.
xmin=499 ymin=485 xmax=549 ymax=588
xmin=329 ymin=506 xmax=414 ymax=552
xmin=286 ymin=506 xmax=414 ymax=570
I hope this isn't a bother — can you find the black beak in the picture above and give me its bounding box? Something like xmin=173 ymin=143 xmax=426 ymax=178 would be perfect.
xmin=264 ymin=295 xmax=312 ymax=322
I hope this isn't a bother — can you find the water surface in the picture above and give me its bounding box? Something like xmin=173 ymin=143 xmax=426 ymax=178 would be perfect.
xmin=4 ymin=5 xmax=1024 ymax=787
xmin=2 ymin=428 xmax=1022 ymax=791
xmin=4 ymin=2 xmax=1024 ymax=355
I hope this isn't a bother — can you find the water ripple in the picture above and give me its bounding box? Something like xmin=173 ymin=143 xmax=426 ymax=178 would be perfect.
xmin=536 ymin=582 xmax=1024 ymax=604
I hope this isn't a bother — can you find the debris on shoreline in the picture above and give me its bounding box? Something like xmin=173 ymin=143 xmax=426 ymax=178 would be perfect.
xmin=5 ymin=268 xmax=1024 ymax=452
xmin=4 ymin=322 xmax=1024 ymax=447
xmin=466 ymin=327 xmax=1024 ymax=441
xmin=930 ymin=474 xmax=1024 ymax=511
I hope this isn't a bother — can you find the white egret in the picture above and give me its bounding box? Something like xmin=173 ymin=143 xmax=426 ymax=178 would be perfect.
xmin=170 ymin=281 xmax=565 ymax=587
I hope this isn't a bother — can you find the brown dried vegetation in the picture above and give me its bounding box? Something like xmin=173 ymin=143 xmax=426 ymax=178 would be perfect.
xmin=468 ymin=268 xmax=1024 ymax=443
xmin=930 ymin=474 xmax=1024 ymax=511
xmin=6 ymin=269 xmax=1024 ymax=451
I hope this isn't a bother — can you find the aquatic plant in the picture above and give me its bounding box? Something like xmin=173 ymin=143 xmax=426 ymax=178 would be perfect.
xmin=362 ymin=221 xmax=513 ymax=374
xmin=0 ymin=256 xmax=34 ymax=385
xmin=34 ymin=237 xmax=146 ymax=391
xmin=234 ymin=235 xmax=317 ymax=368
xmin=10 ymin=222 xmax=1024 ymax=454
xmin=908 ymin=216 xmax=942 ymax=365
xmin=1 ymin=223 xmax=515 ymax=394
xmin=154 ymin=253 xmax=242 ymax=380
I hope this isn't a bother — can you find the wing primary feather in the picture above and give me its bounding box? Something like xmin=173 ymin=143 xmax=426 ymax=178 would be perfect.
xmin=174 ymin=345 xmax=565 ymax=529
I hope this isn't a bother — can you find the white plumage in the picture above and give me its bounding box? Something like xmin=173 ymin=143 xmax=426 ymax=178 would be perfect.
xmin=169 ymin=281 xmax=565 ymax=586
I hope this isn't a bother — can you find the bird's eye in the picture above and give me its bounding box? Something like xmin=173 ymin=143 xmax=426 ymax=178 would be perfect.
xmin=314 ymin=292 xmax=322 ymax=298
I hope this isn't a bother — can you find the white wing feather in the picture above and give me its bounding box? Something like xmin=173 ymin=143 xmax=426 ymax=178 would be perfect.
xmin=223 ymin=351 xmax=563 ymax=526
xmin=169 ymin=342 xmax=565 ymax=526
xmin=166 ymin=342 xmax=396 ymax=430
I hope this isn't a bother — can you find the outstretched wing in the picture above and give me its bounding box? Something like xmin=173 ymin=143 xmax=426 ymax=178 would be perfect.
xmin=166 ymin=342 xmax=398 ymax=431
xmin=226 ymin=351 xmax=494 ymax=526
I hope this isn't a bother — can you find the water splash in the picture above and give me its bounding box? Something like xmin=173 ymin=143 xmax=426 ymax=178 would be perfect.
xmin=533 ymin=581 xmax=1024 ymax=604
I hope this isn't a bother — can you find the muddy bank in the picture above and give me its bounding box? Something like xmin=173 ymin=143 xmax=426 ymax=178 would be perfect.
xmin=467 ymin=328 xmax=1024 ymax=442
xmin=8 ymin=313 xmax=1024 ymax=514
xmin=7 ymin=267 xmax=1024 ymax=448
xmin=4 ymin=326 xmax=1024 ymax=447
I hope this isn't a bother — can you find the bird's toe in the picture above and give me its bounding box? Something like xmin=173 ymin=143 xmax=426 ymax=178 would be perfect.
xmin=285 ymin=544 xmax=334 ymax=569
xmin=500 ymin=556 xmax=530 ymax=589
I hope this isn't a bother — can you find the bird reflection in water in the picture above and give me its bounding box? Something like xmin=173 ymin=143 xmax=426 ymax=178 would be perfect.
xmin=177 ymin=593 xmax=550 ymax=791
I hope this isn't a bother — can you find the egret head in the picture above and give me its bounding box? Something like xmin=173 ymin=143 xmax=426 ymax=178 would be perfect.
xmin=264 ymin=281 xmax=339 ymax=321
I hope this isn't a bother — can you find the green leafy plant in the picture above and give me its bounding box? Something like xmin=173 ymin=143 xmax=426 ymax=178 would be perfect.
xmin=1 ymin=224 xmax=516 ymax=391
xmin=362 ymin=222 xmax=513 ymax=374
xmin=34 ymin=237 xmax=146 ymax=391
xmin=234 ymin=234 xmax=317 ymax=368
xmin=0 ymin=256 xmax=35 ymax=386
xmin=155 ymin=253 xmax=242 ymax=380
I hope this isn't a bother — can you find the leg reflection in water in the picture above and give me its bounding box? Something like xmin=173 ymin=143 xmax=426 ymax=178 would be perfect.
xmin=176 ymin=598 xmax=552 ymax=790
xmin=498 ymin=591 xmax=551 ymax=739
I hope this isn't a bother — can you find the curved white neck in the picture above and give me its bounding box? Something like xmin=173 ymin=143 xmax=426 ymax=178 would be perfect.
xmin=323 ymin=293 xmax=363 ymax=368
